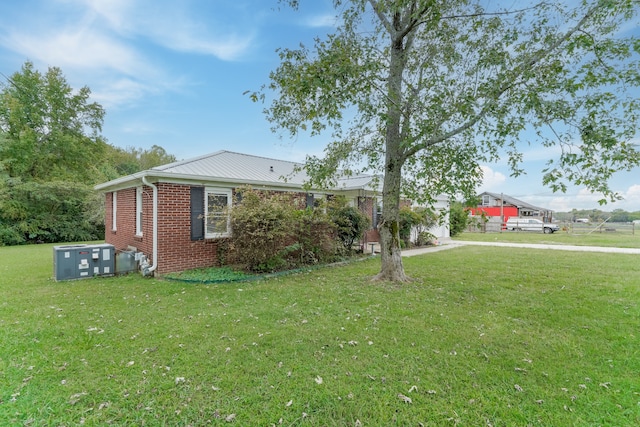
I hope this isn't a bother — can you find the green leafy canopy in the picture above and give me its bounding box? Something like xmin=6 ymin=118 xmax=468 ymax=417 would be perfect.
xmin=256 ymin=1 xmax=640 ymax=205
xmin=254 ymin=0 xmax=639 ymax=281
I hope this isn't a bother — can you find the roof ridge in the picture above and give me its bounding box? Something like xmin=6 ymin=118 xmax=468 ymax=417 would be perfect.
xmin=152 ymin=150 xmax=226 ymax=170
xmin=227 ymin=150 xmax=304 ymax=166
xmin=153 ymin=149 xmax=306 ymax=171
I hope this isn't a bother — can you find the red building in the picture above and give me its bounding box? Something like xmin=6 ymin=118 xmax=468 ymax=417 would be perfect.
xmin=469 ymin=191 xmax=554 ymax=229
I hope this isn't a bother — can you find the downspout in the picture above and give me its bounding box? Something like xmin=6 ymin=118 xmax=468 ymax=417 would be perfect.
xmin=141 ymin=176 xmax=158 ymax=276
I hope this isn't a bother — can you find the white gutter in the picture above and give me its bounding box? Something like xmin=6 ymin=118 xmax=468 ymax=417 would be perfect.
xmin=141 ymin=176 xmax=158 ymax=276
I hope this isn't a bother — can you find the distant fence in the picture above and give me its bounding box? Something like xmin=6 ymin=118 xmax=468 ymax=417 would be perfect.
xmin=559 ymin=222 xmax=637 ymax=235
xmin=467 ymin=220 xmax=638 ymax=235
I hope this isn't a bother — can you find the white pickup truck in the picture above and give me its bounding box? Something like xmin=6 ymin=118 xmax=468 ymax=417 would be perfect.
xmin=505 ymin=218 xmax=560 ymax=234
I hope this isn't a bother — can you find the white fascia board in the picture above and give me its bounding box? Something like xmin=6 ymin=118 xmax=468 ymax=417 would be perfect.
xmin=94 ymin=170 xmax=368 ymax=195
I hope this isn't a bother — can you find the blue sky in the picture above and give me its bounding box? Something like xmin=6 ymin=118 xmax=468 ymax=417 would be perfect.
xmin=1 ymin=0 xmax=639 ymax=212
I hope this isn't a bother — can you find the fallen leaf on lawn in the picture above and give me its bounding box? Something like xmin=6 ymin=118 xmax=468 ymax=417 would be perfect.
xmin=514 ymin=384 xmax=523 ymax=392
xmin=315 ymin=376 xmax=323 ymax=384
xmin=286 ymin=400 xmax=293 ymax=407
xmin=175 ymin=377 xmax=185 ymax=384
xmin=225 ymin=413 xmax=236 ymax=422
xmin=126 ymin=361 xmax=135 ymax=367
xmin=398 ymin=393 xmax=412 ymax=403
xmin=69 ymin=392 xmax=87 ymax=405
xmin=599 ymin=382 xmax=611 ymax=389
xmin=408 ymin=385 xmax=418 ymax=393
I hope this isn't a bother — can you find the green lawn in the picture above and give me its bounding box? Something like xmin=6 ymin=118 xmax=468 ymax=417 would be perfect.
xmin=1 ymin=242 xmax=638 ymax=426
xmin=455 ymin=229 xmax=640 ymax=248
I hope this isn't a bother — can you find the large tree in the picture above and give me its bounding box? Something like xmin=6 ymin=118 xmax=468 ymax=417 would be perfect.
xmin=255 ymin=0 xmax=640 ymax=281
xmin=0 ymin=62 xmax=179 ymax=245
xmin=0 ymin=61 xmax=107 ymax=182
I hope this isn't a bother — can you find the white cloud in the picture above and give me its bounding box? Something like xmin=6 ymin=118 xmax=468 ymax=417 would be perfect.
xmin=303 ymin=14 xmax=338 ymax=28
xmin=71 ymin=0 xmax=255 ymax=61
xmin=90 ymin=78 xmax=156 ymax=109
xmin=0 ymin=0 xmax=256 ymax=111
xmin=3 ymin=27 xmax=151 ymax=77
xmin=620 ymin=184 xmax=640 ymax=211
xmin=153 ymin=31 xmax=253 ymax=62
xmin=477 ymin=165 xmax=507 ymax=192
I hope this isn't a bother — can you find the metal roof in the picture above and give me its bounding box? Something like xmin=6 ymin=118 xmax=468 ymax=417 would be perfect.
xmin=95 ymin=150 xmax=380 ymax=193
xmin=480 ymin=191 xmax=551 ymax=211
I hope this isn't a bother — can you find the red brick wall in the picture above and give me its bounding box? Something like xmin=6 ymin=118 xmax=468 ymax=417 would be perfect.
xmin=105 ymin=186 xmax=152 ymax=260
xmin=358 ymin=196 xmax=380 ymax=243
xmin=155 ymin=183 xmax=219 ymax=274
xmin=104 ymin=184 xmax=220 ymax=275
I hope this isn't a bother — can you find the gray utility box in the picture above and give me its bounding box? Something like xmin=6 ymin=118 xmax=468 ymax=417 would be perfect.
xmin=53 ymin=244 xmax=115 ymax=281
xmin=115 ymin=250 xmax=138 ymax=274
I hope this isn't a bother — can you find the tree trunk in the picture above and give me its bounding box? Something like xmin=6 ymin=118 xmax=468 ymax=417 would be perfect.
xmin=372 ymin=25 xmax=410 ymax=283
xmin=373 ymin=152 xmax=409 ymax=282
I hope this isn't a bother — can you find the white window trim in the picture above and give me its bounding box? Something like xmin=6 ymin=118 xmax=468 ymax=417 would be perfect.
xmin=135 ymin=186 xmax=143 ymax=236
xmin=205 ymin=187 xmax=232 ymax=238
xmin=112 ymin=191 xmax=117 ymax=232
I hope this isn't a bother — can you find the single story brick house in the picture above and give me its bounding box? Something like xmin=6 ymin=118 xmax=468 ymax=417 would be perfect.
xmin=94 ymin=150 xmax=449 ymax=275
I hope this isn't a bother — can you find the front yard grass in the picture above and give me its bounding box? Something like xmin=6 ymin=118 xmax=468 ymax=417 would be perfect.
xmin=455 ymin=229 xmax=640 ymax=248
xmin=1 ymin=243 xmax=638 ymax=425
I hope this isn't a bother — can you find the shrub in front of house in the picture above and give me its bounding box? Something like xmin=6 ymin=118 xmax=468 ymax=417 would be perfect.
xmin=398 ymin=206 xmax=438 ymax=247
xmin=328 ymin=201 xmax=370 ymax=254
xmin=229 ymin=189 xmax=339 ymax=273
xmin=449 ymin=202 xmax=470 ymax=237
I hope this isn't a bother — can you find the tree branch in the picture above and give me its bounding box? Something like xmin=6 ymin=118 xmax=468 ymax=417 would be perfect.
xmin=404 ymin=2 xmax=605 ymax=160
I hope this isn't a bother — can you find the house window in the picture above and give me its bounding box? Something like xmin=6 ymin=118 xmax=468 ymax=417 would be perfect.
xmin=112 ymin=191 xmax=117 ymax=231
xmin=205 ymin=188 xmax=232 ymax=238
xmin=482 ymin=195 xmax=491 ymax=206
xmin=136 ymin=186 xmax=143 ymax=236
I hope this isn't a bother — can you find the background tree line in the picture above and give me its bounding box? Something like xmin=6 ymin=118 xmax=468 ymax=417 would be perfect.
xmin=0 ymin=62 xmax=176 ymax=245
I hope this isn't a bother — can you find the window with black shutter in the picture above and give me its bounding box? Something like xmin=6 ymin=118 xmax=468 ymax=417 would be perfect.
xmin=190 ymin=186 xmax=205 ymax=241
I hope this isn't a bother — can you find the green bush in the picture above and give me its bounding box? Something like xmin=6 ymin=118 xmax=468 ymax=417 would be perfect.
xmin=416 ymin=231 xmax=437 ymax=246
xmin=329 ymin=200 xmax=370 ymax=254
xmin=398 ymin=206 xmax=438 ymax=247
xmin=229 ymin=189 xmax=338 ymax=273
xmin=449 ymin=201 xmax=470 ymax=237
xmin=0 ymin=179 xmax=103 ymax=245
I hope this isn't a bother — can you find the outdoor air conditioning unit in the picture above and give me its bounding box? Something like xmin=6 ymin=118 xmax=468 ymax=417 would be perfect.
xmin=53 ymin=244 xmax=115 ymax=281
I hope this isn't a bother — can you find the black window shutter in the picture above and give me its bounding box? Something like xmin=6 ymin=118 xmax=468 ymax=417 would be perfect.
xmin=306 ymin=193 xmax=315 ymax=209
xmin=190 ymin=186 xmax=205 ymax=241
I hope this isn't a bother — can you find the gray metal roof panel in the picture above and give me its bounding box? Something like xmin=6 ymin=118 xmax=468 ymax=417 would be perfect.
xmin=96 ymin=150 xmax=378 ymax=192
xmin=152 ymin=151 xmax=307 ymax=184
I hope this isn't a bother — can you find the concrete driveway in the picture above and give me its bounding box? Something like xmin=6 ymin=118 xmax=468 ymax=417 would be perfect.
xmin=401 ymin=240 xmax=640 ymax=257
